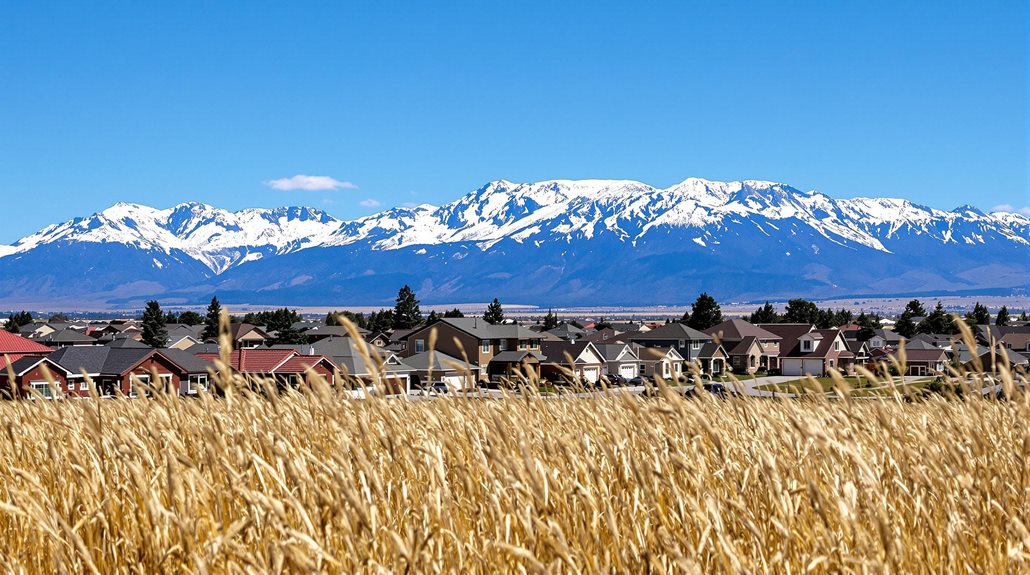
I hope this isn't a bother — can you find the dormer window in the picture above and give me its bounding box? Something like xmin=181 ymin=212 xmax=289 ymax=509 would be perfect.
xmin=801 ymin=340 xmax=812 ymax=352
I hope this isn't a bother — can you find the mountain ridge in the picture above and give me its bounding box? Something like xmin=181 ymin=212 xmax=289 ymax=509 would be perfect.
xmin=0 ymin=178 xmax=1027 ymax=306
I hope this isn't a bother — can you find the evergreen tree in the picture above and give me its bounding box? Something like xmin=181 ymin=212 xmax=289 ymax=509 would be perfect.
xmin=202 ymin=296 xmax=222 ymax=341
xmin=965 ymin=302 xmax=991 ymax=327
xmin=594 ymin=317 xmax=613 ymax=331
xmin=917 ymin=301 xmax=957 ymax=335
xmin=4 ymin=311 xmax=33 ymax=333
xmin=894 ymin=315 xmax=917 ymax=339
xmin=483 ymin=298 xmax=505 ymax=325
xmin=141 ymin=300 xmax=169 ymax=348
xmin=366 ymin=310 xmax=395 ymax=333
xmin=177 ymin=311 xmax=203 ymax=325
xmin=748 ymin=302 xmax=779 ymax=324
xmin=996 ymin=306 xmax=1010 ymax=327
xmin=901 ymin=299 xmax=927 ymax=319
xmin=392 ymin=285 xmax=422 ymax=330
xmin=855 ymin=312 xmax=881 ymax=341
xmin=327 ymin=311 xmax=368 ymax=329
xmin=443 ymin=308 xmax=465 ymax=318
xmin=426 ymin=310 xmax=441 ymax=323
xmin=686 ymin=292 xmax=723 ymax=330
xmin=48 ymin=313 xmax=69 ymax=322
xmin=1019 ymin=311 xmax=1028 ymax=322
xmin=164 ymin=311 xmax=179 ymax=324
xmin=542 ymin=309 xmax=559 ymax=330
xmin=783 ymin=298 xmax=820 ymax=324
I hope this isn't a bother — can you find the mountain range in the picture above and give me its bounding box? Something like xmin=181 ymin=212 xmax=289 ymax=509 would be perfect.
xmin=0 ymin=178 xmax=1027 ymax=308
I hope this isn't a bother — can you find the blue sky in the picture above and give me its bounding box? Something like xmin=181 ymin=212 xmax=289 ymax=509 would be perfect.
xmin=1 ymin=1 xmax=1026 ymax=243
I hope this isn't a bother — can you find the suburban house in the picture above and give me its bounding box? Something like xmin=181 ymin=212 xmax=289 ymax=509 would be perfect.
xmin=196 ymin=348 xmax=337 ymax=388
xmin=628 ymin=323 xmax=713 ymax=364
xmin=0 ymin=356 xmax=73 ymax=399
xmin=545 ymin=324 xmax=589 ymax=342
xmin=229 ymin=324 xmax=270 ymax=348
xmin=706 ymin=319 xmax=781 ymax=373
xmin=0 ymin=331 xmax=55 ymax=370
xmin=877 ymin=341 xmax=949 ymax=376
xmin=46 ymin=347 xmax=193 ymax=397
xmin=770 ymin=326 xmax=855 ymax=377
xmin=959 ymin=344 xmax=1029 ymax=373
xmin=539 ymin=341 xmax=605 ymax=384
xmin=403 ymin=318 xmax=545 ymax=383
xmin=37 ymin=329 xmax=99 ymax=348
xmin=273 ymin=337 xmax=414 ymax=394
xmin=637 ymin=347 xmax=684 ymax=381
xmin=594 ymin=343 xmax=642 ymax=380
xmin=694 ymin=342 xmax=729 ymax=377
xmin=867 ymin=329 xmax=902 ymax=350
xmin=402 ymin=350 xmax=481 ymax=390
xmin=157 ymin=348 xmax=214 ymax=395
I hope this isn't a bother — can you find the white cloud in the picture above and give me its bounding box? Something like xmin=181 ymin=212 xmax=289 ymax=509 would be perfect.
xmin=359 ymin=198 xmax=382 ymax=208
xmin=991 ymin=204 xmax=1030 ymax=216
xmin=264 ymin=175 xmax=357 ymax=191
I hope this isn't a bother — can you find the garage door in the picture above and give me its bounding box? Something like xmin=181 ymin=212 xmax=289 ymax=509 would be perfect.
xmin=582 ymin=367 xmax=599 ymax=383
xmin=619 ymin=364 xmax=637 ymax=378
xmin=802 ymin=359 xmax=824 ymax=376
xmin=782 ymin=359 xmax=825 ymax=377
xmin=781 ymin=360 xmax=803 ymax=377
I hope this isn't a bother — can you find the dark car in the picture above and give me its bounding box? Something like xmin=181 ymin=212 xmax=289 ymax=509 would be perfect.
xmin=604 ymin=374 xmax=628 ymax=386
xmin=684 ymin=383 xmax=734 ymax=399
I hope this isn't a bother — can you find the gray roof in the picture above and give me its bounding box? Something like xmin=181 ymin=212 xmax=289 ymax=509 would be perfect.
xmin=104 ymin=337 xmax=150 ymax=349
xmin=273 ymin=337 xmax=405 ymax=376
xmin=424 ymin=318 xmax=540 ymax=341
xmin=696 ymin=342 xmax=727 ymax=359
xmin=593 ymin=343 xmax=638 ymax=362
xmin=630 ymin=322 xmax=711 ymax=341
xmin=38 ymin=329 xmax=97 ymax=344
xmin=400 ymin=351 xmax=480 ymax=373
xmin=7 ymin=356 xmax=70 ymax=376
xmin=703 ymin=319 xmax=781 ymax=342
xmin=48 ymin=347 xmax=154 ymax=375
xmin=158 ymin=348 xmax=215 ymax=373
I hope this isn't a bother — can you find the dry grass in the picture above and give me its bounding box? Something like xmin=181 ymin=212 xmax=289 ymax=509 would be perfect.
xmin=0 ymin=380 xmax=1027 ymax=573
xmin=0 ymin=315 xmax=1028 ymax=573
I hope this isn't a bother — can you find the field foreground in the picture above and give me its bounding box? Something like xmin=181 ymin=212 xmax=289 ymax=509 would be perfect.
xmin=0 ymin=387 xmax=1027 ymax=573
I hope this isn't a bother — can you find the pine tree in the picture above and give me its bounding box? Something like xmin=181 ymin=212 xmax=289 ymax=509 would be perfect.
xmin=426 ymin=310 xmax=441 ymax=323
xmin=366 ymin=310 xmax=395 ymax=334
xmin=686 ymin=292 xmax=722 ymax=331
xmin=748 ymin=302 xmax=779 ymax=324
xmin=917 ymin=301 xmax=957 ymax=335
xmin=901 ymin=299 xmax=927 ymax=319
xmin=542 ymin=309 xmax=559 ymax=330
xmin=4 ymin=311 xmax=33 ymax=333
xmin=202 ymin=296 xmax=222 ymax=341
xmin=856 ymin=312 xmax=881 ymax=341
xmin=594 ymin=317 xmax=613 ymax=330
xmin=1019 ymin=311 xmax=1028 ymax=322
xmin=996 ymin=306 xmax=1010 ymax=327
xmin=483 ymin=298 xmax=505 ymax=325
xmin=894 ymin=315 xmax=917 ymax=339
xmin=965 ymin=302 xmax=991 ymax=327
xmin=141 ymin=300 xmax=169 ymax=348
xmin=164 ymin=311 xmax=179 ymax=324
xmin=178 ymin=311 xmax=203 ymax=325
xmin=392 ymin=285 xmax=422 ymax=330
xmin=783 ymin=298 xmax=820 ymax=324
xmin=443 ymin=308 xmax=465 ymax=318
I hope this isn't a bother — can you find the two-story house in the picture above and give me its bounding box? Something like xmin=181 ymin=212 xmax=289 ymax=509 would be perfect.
xmin=404 ymin=318 xmax=544 ymax=383
xmin=628 ymin=323 xmax=713 ymax=364
xmin=761 ymin=324 xmax=855 ymax=376
xmin=705 ymin=319 xmax=781 ymax=374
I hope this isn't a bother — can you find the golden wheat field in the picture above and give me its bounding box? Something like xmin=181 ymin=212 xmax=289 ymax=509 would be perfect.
xmin=0 ymin=376 xmax=1026 ymax=574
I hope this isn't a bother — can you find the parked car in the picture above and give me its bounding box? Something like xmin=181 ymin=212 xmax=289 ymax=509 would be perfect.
xmin=683 ymin=383 xmax=735 ymax=400
xmin=604 ymin=374 xmax=628 ymax=386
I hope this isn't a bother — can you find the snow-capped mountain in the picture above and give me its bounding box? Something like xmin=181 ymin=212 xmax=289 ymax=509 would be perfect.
xmin=0 ymin=178 xmax=1027 ymax=306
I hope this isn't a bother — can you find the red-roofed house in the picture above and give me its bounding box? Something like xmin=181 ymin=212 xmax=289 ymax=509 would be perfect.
xmin=0 ymin=331 xmax=54 ymax=370
xmin=197 ymin=349 xmax=337 ymax=388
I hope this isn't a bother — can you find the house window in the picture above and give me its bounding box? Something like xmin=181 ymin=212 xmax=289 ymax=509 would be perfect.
xmin=415 ymin=339 xmax=425 ymax=353
xmin=79 ymin=379 xmax=89 ymax=391
xmin=67 ymin=381 xmax=75 ymax=392
xmin=187 ymin=374 xmax=208 ymax=394
xmin=130 ymin=375 xmax=151 ymax=397
xmin=518 ymin=340 xmax=527 ymax=350
xmin=692 ymin=341 xmax=701 ymax=350
xmin=481 ymin=340 xmax=490 ymax=353
xmin=678 ymin=340 xmax=685 ymax=348
xmin=499 ymin=339 xmax=509 ymax=351
xmin=749 ymin=356 xmax=756 ymax=368
xmin=29 ymin=381 xmax=52 ymax=399
xmin=834 ymin=341 xmax=841 ymax=351
xmin=801 ymin=340 xmax=812 ymax=352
